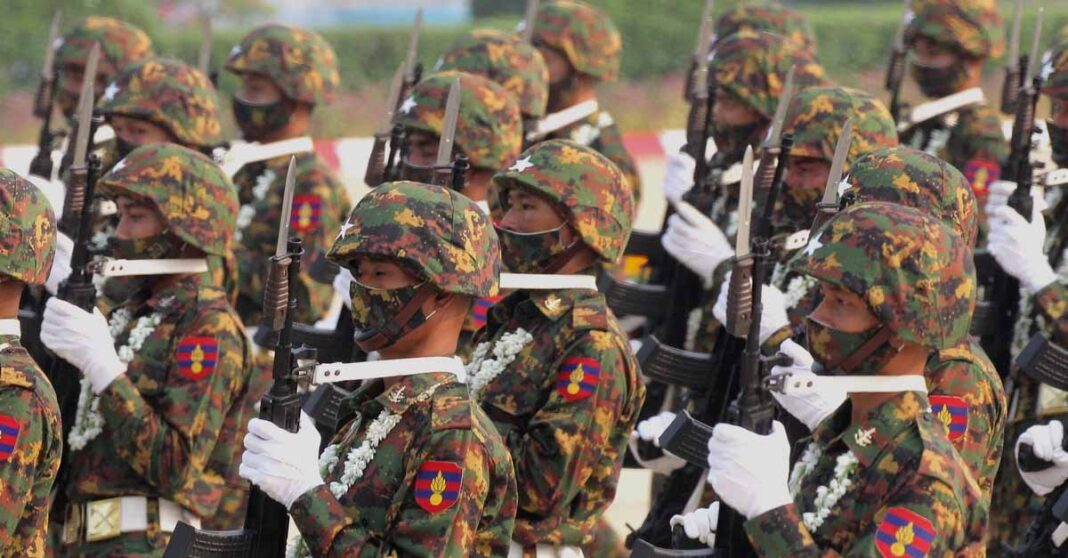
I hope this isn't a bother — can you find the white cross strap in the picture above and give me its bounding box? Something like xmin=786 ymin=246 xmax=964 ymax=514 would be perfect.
xmin=769 ymin=373 xmax=928 ymax=396
xmin=526 ymin=99 xmax=599 ymax=142
xmin=220 ymin=136 xmax=315 ymax=176
xmin=499 ymin=273 xmax=598 ymax=291
xmin=313 ymin=355 xmax=466 ymax=385
xmin=906 ymin=87 xmax=985 ymax=126
xmin=93 ymin=258 xmax=209 ymax=277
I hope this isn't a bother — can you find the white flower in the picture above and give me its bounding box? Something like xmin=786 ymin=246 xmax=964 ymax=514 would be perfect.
xmin=799 ymin=449 xmax=859 ymax=533
xmin=784 ymin=275 xmax=817 ymax=312
xmin=468 ymin=328 xmax=533 ymax=398
xmin=788 ymin=441 xmax=822 ymax=496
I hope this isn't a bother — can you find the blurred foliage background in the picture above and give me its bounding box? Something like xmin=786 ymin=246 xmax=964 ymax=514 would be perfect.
xmin=1 ymin=1 xmax=1066 ymax=142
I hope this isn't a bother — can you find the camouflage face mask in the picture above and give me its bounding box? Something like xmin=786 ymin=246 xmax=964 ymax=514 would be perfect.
xmin=231 ymin=94 xmax=292 ymax=141
xmin=495 ymin=223 xmax=573 ymax=274
xmin=349 ymin=280 xmax=440 ymax=351
xmin=909 ymin=57 xmax=971 ymax=99
xmin=1047 ymin=120 xmax=1068 ymax=167
xmin=107 ymin=231 xmax=180 ymax=261
xmin=711 ymin=119 xmax=766 ymax=165
xmin=806 ymin=315 xmax=898 ymax=375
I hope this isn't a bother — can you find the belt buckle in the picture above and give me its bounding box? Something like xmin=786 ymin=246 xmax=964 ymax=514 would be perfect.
xmin=85 ymin=497 xmax=123 ymax=542
xmin=63 ymin=504 xmax=83 ymax=545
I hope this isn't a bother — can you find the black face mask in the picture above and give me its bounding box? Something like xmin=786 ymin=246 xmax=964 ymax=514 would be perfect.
xmin=115 ymin=136 xmax=138 ymax=160
xmin=231 ymin=95 xmax=292 ymax=141
xmin=711 ymin=120 xmax=766 ymax=166
xmin=909 ymin=59 xmax=971 ymax=99
xmin=1048 ymin=120 xmax=1068 ymax=167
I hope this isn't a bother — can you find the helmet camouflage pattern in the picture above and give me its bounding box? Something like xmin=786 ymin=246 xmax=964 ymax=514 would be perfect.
xmin=436 ymin=28 xmax=550 ymax=119
xmin=906 ymin=0 xmax=1004 ymax=59
xmin=790 ymin=201 xmax=975 ymax=350
xmin=532 ymin=0 xmax=622 ymax=82
xmin=100 ymin=58 xmax=224 ymax=148
xmin=327 ymin=182 xmax=500 ymax=298
xmin=493 ymin=139 xmax=632 ymax=263
xmin=842 ymin=146 xmax=978 ymax=248
xmin=1042 ymin=38 xmax=1068 ymax=100
xmin=0 ymin=169 xmax=56 ymax=285
xmin=714 ymin=2 xmax=817 ymax=53
xmin=55 ymin=17 xmax=154 ymax=80
xmin=396 ymin=70 xmax=522 ymax=171
xmin=225 ymin=24 xmax=340 ymax=105
xmin=97 ymin=144 xmax=238 ymax=257
xmin=786 ymin=86 xmax=898 ymax=169
xmin=711 ymin=30 xmax=830 ymax=120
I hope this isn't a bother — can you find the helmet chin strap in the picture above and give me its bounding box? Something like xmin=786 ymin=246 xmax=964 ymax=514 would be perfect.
xmin=354 ymin=284 xmax=446 ymax=352
xmin=824 ymin=325 xmax=895 ymax=372
xmin=540 ymin=237 xmax=585 ymax=275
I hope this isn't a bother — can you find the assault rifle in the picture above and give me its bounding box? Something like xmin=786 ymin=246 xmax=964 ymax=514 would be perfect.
xmin=885 ymin=0 xmax=910 ymax=124
xmin=28 ymin=10 xmax=62 ymax=180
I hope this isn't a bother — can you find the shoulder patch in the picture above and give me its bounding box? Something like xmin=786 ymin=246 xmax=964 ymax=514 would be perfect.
xmin=414 ymin=460 xmax=463 ymax=513
xmin=875 ymin=507 xmax=937 ymax=558
xmin=556 ymin=356 xmax=601 ymax=401
xmin=431 ymin=391 xmax=474 ymax=432
xmin=290 ymin=194 xmax=323 ymax=233
xmin=0 ymin=413 xmax=20 ymax=461
xmin=1 ymin=367 xmax=33 ymax=389
xmin=468 ymin=295 xmax=505 ymax=330
xmin=929 ymin=395 xmax=969 ymax=442
xmin=962 ymin=158 xmax=999 ymax=196
xmin=177 ymin=336 xmax=218 ymax=381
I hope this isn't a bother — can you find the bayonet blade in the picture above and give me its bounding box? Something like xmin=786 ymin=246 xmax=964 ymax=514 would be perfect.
xmin=521 ymin=0 xmax=540 ymax=44
xmin=404 ymin=8 xmax=423 ymax=84
xmin=71 ymin=44 xmax=100 ymax=166
xmin=43 ymin=10 xmax=62 ymax=80
xmin=435 ymin=79 xmax=462 ymax=168
xmin=822 ymin=118 xmax=853 ymax=206
xmin=765 ymin=65 xmax=796 ymax=148
xmin=735 ymin=146 xmax=755 ymax=258
xmin=376 ymin=63 xmax=405 ymax=136
xmin=892 ymin=0 xmax=910 ymax=51
xmin=1007 ymin=0 xmax=1023 ymax=71
xmin=276 ymin=156 xmax=297 ymax=257
xmin=692 ymin=0 xmax=714 ymax=100
xmin=1028 ymin=6 xmax=1045 ymax=81
xmin=197 ymin=13 xmax=213 ymax=76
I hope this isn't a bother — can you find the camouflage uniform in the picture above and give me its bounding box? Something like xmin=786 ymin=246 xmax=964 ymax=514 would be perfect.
xmin=474 ymin=140 xmax=644 ymax=551
xmin=745 ymin=202 xmax=987 ymax=556
xmin=0 ymin=169 xmax=62 ymax=558
xmin=54 ymin=17 xmax=154 ymax=119
xmin=57 ymin=145 xmax=251 ymax=556
xmin=713 ymin=1 xmax=817 ymax=53
xmin=286 ymin=182 xmax=516 ymax=557
xmin=225 ymin=25 xmax=351 ymax=327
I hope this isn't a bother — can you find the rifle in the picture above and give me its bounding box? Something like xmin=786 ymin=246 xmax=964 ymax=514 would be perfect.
xmin=28 ymin=10 xmax=62 ymax=180
xmin=365 ymin=63 xmax=405 ymax=187
xmin=885 ymin=0 xmax=910 ymax=125
xmin=1001 ymin=0 xmax=1024 ymax=115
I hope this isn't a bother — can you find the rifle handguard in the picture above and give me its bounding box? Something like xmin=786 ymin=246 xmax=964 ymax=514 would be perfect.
xmin=884 ymin=50 xmax=906 ymax=92
xmin=364 ymin=135 xmax=389 ymax=188
xmin=725 ymin=255 xmax=753 ymax=338
xmin=33 ymin=79 xmax=54 ymax=120
xmin=1001 ymin=67 xmax=1022 ymax=114
xmin=684 ymin=96 xmax=709 ymax=153
xmin=60 ymin=167 xmax=88 ymax=236
xmin=262 ymin=255 xmax=292 ymax=332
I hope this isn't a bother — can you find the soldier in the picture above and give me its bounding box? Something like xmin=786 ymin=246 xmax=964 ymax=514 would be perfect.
xmin=529 ymin=0 xmax=642 ymax=202
xmin=54 ymin=17 xmax=153 ymax=122
xmin=700 ymin=202 xmax=988 ymax=555
xmin=225 ymin=24 xmax=351 ymax=327
xmin=238 ymin=181 xmax=517 ymax=557
xmin=901 ymin=0 xmax=1008 ymax=202
xmin=0 ymin=169 xmax=62 ymax=558
xmin=435 ymin=29 xmax=550 ymax=141
xmin=468 ymin=139 xmax=644 ymax=556
xmin=39 ymin=144 xmax=251 ymax=555
xmin=712 ymin=1 xmax=818 ymax=53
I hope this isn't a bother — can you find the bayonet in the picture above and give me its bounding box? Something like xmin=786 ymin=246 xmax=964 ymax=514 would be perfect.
xmin=891 ymin=0 xmax=909 ymax=53
xmin=1007 ymin=0 xmax=1023 ymax=73
xmin=735 ymin=146 xmax=754 ymax=258
xmin=34 ymin=10 xmax=62 ymax=118
xmin=1028 ymin=6 xmax=1045 ymax=82
xmin=824 ymin=119 xmax=853 ymax=204
xmin=765 ymin=65 xmax=796 ymax=149
xmin=366 ymin=63 xmax=406 ymax=187
xmin=435 ymin=79 xmax=462 ymax=169
xmin=376 ymin=63 xmax=405 ymax=137
xmin=404 ymin=9 xmax=423 ymax=86
xmin=71 ymin=44 xmax=100 ymax=171
xmin=1001 ymin=0 xmax=1024 ymax=113
xmin=197 ymin=12 xmax=213 ymax=77
xmin=691 ymin=1 xmax=713 ymax=101
xmin=521 ymin=0 xmax=540 ymax=44
xmin=276 ymin=156 xmax=297 ymax=259
xmin=886 ymin=0 xmax=910 ymax=121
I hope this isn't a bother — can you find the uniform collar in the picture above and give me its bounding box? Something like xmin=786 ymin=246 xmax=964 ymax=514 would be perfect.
xmin=353 ymin=370 xmax=460 ymax=417
xmin=825 ymin=391 xmax=928 ymax=467
xmin=0 ymin=319 xmax=20 ymax=337
xmin=142 ymin=274 xmax=203 ymax=316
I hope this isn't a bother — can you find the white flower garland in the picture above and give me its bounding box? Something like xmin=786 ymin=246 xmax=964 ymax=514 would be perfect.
xmin=235 ymin=169 xmax=276 ymax=242
xmin=800 ymin=449 xmax=859 ymax=533
xmin=784 ymin=275 xmax=817 ymax=313
xmin=788 ymin=441 xmax=822 ymax=496
xmin=465 ymin=328 xmax=533 ymax=398
xmin=68 ymin=309 xmax=162 ymax=451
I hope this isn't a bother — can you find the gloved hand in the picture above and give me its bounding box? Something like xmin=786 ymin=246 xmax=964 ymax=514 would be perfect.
xmin=712 ymin=271 xmax=790 ymax=345
xmin=40 ymin=298 xmax=125 ymax=393
xmin=333 ymin=267 xmax=354 ymax=310
xmin=768 ymin=340 xmax=846 ymax=431
xmin=239 ymin=412 xmax=324 ymax=509
xmin=987 ymin=202 xmax=1057 ymax=295
xmin=984 ymin=180 xmax=1017 ymax=214
xmin=661 ymin=202 xmax=733 ymax=286
xmin=670 ymin=502 xmax=720 ymax=548
xmin=1016 ymin=420 xmax=1068 ymax=497
xmin=706 ymin=420 xmax=792 ymax=520
xmin=44 ymin=232 xmax=73 ymax=296
xmin=663 ymin=151 xmax=697 ymax=204
xmin=628 ymin=411 xmax=687 ymax=475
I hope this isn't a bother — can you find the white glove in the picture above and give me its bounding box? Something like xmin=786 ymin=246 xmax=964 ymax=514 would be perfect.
xmin=768 ymin=340 xmax=846 ymax=431
xmin=1016 ymin=420 xmax=1068 ymax=497
xmin=239 ymin=412 xmax=324 ymax=509
xmin=669 ymin=502 xmax=720 ymax=548
xmin=40 ymin=298 xmax=125 ymax=393
xmin=628 ymin=411 xmax=687 ymax=475
xmin=332 ymin=267 xmax=354 ymax=310
xmin=44 ymin=232 xmax=73 ymax=296
xmin=987 ymin=202 xmax=1057 ymax=295
xmin=661 ymin=202 xmax=733 ymax=286
xmin=984 ymin=180 xmax=1017 ymax=214
xmin=706 ymin=420 xmax=792 ymax=520
xmin=712 ymin=271 xmax=790 ymax=345
xmin=663 ymin=151 xmax=697 ymax=204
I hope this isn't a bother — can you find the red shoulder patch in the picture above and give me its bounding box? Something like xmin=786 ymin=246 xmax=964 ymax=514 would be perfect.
xmin=875 ymin=507 xmax=937 ymax=558
xmin=929 ymin=395 xmax=969 ymax=442
xmin=962 ymin=159 xmax=999 ymax=196
xmin=0 ymin=413 xmax=21 ymax=461
xmin=556 ymin=356 xmax=601 ymax=401
xmin=176 ymin=336 xmax=218 ymax=381
xmin=290 ymin=194 xmax=323 ymax=233
xmin=415 ymin=461 xmax=463 ymax=513
xmin=467 ymin=295 xmax=505 ymax=329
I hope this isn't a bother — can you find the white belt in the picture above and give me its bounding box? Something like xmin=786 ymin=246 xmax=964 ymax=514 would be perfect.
xmin=64 ymin=496 xmax=199 ymax=544
xmin=508 ymin=541 xmax=584 ymax=558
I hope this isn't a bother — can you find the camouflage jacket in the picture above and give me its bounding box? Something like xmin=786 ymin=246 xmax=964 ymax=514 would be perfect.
xmin=66 ymin=275 xmax=250 ymax=522
xmin=232 ymin=150 xmax=350 ymax=326
xmin=545 ymin=108 xmax=641 ymax=208
xmin=745 ymin=392 xmax=988 ymax=557
xmin=289 ymin=371 xmax=517 ymax=557
xmin=473 ymin=286 xmax=645 ymax=547
xmin=0 ymin=332 xmax=62 ymax=558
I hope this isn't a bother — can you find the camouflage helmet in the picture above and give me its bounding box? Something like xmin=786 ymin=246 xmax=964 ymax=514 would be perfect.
xmin=55 ymin=17 xmax=153 ymax=81
xmin=714 ymin=2 xmax=817 ymax=53
xmin=786 ymin=86 xmax=898 ymax=170
xmin=97 ymin=144 xmax=238 ymax=258
xmin=328 ymin=182 xmax=500 ymax=298
xmin=1041 ymin=38 xmax=1068 ymax=100
xmin=436 ymin=29 xmax=550 ymax=119
xmin=493 ymin=139 xmax=632 ymax=263
xmin=841 ymin=146 xmax=978 ymax=248
xmin=396 ymin=70 xmax=522 ymax=171
xmin=225 ymin=24 xmax=340 ymax=105
xmin=532 ymin=0 xmax=622 ymax=82
xmin=790 ymin=201 xmax=975 ymax=350
xmin=100 ymin=58 xmax=224 ymax=148
xmin=906 ymin=0 xmax=1004 ymax=59
xmin=0 ymin=169 xmax=56 ymax=285
xmin=711 ymin=30 xmax=830 ymax=120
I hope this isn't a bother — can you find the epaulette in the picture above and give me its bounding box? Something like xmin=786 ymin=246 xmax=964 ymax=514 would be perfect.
xmin=0 ymin=366 xmax=35 ymax=390
xmin=570 ymin=293 xmax=609 ymax=332
xmin=432 ymin=388 xmax=473 ymax=432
